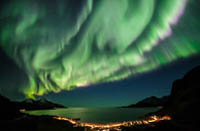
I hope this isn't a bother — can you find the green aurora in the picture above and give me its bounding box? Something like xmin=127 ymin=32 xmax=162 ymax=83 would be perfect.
xmin=1 ymin=0 xmax=200 ymax=98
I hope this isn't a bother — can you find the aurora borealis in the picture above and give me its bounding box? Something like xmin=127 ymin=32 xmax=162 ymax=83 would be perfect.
xmin=1 ymin=0 xmax=200 ymax=102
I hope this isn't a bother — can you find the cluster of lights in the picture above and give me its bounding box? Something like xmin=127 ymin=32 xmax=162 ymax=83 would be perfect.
xmin=53 ymin=115 xmax=171 ymax=130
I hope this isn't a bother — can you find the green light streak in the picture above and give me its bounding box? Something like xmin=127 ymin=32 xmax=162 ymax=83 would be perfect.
xmin=1 ymin=0 xmax=199 ymax=98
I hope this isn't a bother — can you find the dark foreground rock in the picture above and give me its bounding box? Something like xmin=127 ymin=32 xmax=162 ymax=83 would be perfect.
xmin=158 ymin=65 xmax=200 ymax=120
xmin=121 ymin=120 xmax=198 ymax=131
xmin=0 ymin=95 xmax=22 ymax=120
xmin=0 ymin=115 xmax=84 ymax=131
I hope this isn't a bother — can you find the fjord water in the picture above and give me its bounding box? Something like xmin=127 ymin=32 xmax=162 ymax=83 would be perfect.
xmin=26 ymin=107 xmax=158 ymax=123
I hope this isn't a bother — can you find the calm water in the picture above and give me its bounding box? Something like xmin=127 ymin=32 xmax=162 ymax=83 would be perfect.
xmin=26 ymin=107 xmax=158 ymax=123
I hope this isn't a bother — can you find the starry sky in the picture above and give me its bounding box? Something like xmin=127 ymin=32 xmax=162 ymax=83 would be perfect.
xmin=0 ymin=0 xmax=200 ymax=107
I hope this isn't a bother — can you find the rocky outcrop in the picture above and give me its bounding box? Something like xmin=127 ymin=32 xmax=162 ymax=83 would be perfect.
xmin=162 ymin=66 xmax=200 ymax=121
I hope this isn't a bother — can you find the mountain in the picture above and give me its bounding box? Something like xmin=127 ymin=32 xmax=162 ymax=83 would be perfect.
xmin=126 ymin=96 xmax=169 ymax=108
xmin=0 ymin=94 xmax=83 ymax=131
xmin=0 ymin=94 xmax=65 ymax=114
xmin=0 ymin=94 xmax=65 ymax=120
xmin=158 ymin=65 xmax=200 ymax=121
xmin=122 ymin=65 xmax=200 ymax=130
xmin=17 ymin=98 xmax=65 ymax=110
xmin=126 ymin=65 xmax=200 ymax=121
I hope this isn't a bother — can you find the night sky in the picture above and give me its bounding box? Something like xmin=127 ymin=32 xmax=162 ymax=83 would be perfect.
xmin=0 ymin=0 xmax=200 ymax=107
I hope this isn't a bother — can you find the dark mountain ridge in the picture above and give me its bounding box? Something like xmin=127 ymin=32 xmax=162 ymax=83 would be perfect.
xmin=0 ymin=95 xmax=65 ymax=120
xmin=126 ymin=96 xmax=169 ymax=108
xmin=18 ymin=98 xmax=65 ymax=110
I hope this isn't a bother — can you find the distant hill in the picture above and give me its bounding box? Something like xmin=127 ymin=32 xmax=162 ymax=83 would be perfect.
xmin=125 ymin=96 xmax=169 ymax=108
xmin=0 ymin=94 xmax=83 ymax=131
xmin=17 ymin=98 xmax=65 ymax=110
xmin=0 ymin=94 xmax=65 ymax=116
